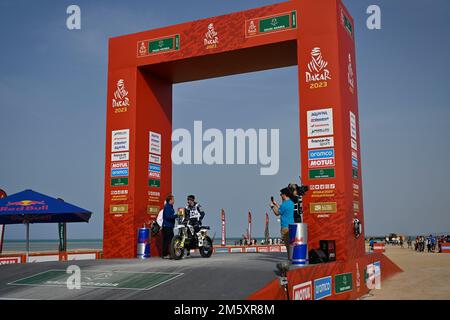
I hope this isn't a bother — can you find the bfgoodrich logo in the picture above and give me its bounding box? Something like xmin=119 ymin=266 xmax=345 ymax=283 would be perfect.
xmin=306 ymin=47 xmax=331 ymax=83
xmin=112 ymin=79 xmax=130 ymax=109
xmin=204 ymin=23 xmax=219 ymax=49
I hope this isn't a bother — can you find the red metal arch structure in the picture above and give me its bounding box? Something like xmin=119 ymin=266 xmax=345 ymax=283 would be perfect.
xmin=104 ymin=0 xmax=365 ymax=261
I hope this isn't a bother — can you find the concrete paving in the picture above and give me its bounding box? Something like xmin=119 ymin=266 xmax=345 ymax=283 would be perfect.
xmin=0 ymin=252 xmax=286 ymax=300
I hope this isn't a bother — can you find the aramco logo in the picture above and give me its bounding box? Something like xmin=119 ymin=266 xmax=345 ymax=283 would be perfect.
xmin=306 ymin=47 xmax=332 ymax=83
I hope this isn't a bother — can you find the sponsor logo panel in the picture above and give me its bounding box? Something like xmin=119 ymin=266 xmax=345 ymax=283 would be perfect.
xmin=149 ymin=154 xmax=161 ymax=164
xmin=111 ymin=178 xmax=128 ymax=187
xmin=148 ymin=180 xmax=161 ymax=188
xmin=314 ymin=276 xmax=332 ymax=300
xmin=352 ymin=168 xmax=358 ymax=179
xmin=111 ymin=189 xmax=128 ymax=202
xmin=246 ymin=11 xmax=297 ymax=38
xmin=309 ymin=168 xmax=335 ymax=179
xmin=310 ymin=202 xmax=337 ymax=214
xmin=149 ymin=164 xmax=161 ymax=172
xmin=351 ymin=138 xmax=358 ymax=151
xmin=308 ymin=148 xmax=335 ymax=160
xmin=0 ymin=257 xmax=22 ymax=265
xmin=147 ymin=205 xmax=160 ymax=215
xmin=293 ymin=281 xmax=313 ymax=300
xmin=335 ymin=272 xmax=353 ymax=294
xmin=310 ymin=183 xmax=336 ymax=198
xmin=307 ymin=108 xmax=333 ymax=137
xmin=148 ymin=171 xmax=161 ymax=179
xmin=308 ymin=158 xmax=335 ymax=169
xmin=111 ymin=161 xmax=129 ymax=169
xmin=111 ymin=168 xmax=129 ymax=177
xmin=350 ymin=112 xmax=357 ymax=139
xmin=340 ymin=7 xmax=354 ymax=38
xmin=112 ymin=129 xmax=130 ymax=152
xmin=111 ymin=152 xmax=129 ymax=162
xmin=110 ymin=204 xmax=128 ymax=214
xmin=148 ymin=191 xmax=160 ymax=203
xmin=137 ymin=34 xmax=180 ymax=58
xmin=308 ymin=137 xmax=334 ymax=149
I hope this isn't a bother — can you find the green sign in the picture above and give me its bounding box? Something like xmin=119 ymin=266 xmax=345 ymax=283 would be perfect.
xmin=111 ymin=178 xmax=128 ymax=187
xmin=309 ymin=168 xmax=335 ymax=179
xmin=343 ymin=14 xmax=353 ymax=37
xmin=259 ymin=14 xmax=291 ymax=33
xmin=148 ymin=179 xmax=160 ymax=188
xmin=292 ymin=11 xmax=297 ymax=29
xmin=352 ymin=168 xmax=358 ymax=179
xmin=335 ymin=272 xmax=353 ymax=294
xmin=149 ymin=35 xmax=179 ymax=54
xmin=9 ymin=270 xmax=182 ymax=290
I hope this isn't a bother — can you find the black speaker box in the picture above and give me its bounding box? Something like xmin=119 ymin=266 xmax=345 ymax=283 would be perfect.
xmin=319 ymin=240 xmax=336 ymax=262
xmin=308 ymin=248 xmax=328 ymax=264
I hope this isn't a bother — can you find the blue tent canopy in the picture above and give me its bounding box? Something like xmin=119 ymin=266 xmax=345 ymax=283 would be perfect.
xmin=0 ymin=189 xmax=92 ymax=225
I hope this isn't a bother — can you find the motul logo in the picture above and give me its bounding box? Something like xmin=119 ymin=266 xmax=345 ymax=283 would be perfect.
xmin=293 ymin=281 xmax=312 ymax=300
xmin=308 ymin=159 xmax=335 ymax=168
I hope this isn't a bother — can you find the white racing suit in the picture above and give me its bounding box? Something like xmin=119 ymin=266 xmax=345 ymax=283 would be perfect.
xmin=185 ymin=202 xmax=205 ymax=235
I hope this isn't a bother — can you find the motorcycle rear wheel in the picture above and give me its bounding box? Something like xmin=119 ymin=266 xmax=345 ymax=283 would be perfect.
xmin=199 ymin=236 xmax=213 ymax=258
xmin=170 ymin=235 xmax=185 ymax=260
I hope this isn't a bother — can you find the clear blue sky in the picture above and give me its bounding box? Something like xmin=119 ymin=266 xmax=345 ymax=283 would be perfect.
xmin=1 ymin=0 xmax=450 ymax=240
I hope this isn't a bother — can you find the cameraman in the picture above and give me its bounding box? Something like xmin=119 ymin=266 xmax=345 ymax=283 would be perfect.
xmin=288 ymin=183 xmax=302 ymax=223
xmin=270 ymin=187 xmax=295 ymax=260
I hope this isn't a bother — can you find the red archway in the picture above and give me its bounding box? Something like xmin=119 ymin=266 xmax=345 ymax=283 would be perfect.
xmin=103 ymin=0 xmax=365 ymax=262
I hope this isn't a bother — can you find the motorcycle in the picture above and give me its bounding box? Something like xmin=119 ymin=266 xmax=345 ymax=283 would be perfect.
xmin=170 ymin=214 xmax=213 ymax=260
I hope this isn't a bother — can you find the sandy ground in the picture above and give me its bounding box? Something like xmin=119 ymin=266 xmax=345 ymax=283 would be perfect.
xmin=363 ymin=245 xmax=450 ymax=300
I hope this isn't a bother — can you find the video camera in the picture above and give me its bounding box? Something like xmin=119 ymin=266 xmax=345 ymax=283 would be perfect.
xmin=289 ymin=183 xmax=309 ymax=197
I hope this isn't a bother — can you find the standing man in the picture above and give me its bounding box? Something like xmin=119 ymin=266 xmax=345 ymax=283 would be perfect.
xmin=270 ymin=187 xmax=295 ymax=260
xmin=162 ymin=194 xmax=177 ymax=259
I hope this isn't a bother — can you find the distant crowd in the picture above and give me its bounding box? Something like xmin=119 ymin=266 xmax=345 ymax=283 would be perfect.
xmin=368 ymin=234 xmax=450 ymax=253
xmin=411 ymin=235 xmax=450 ymax=253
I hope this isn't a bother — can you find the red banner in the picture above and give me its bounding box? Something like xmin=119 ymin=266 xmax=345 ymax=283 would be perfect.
xmin=0 ymin=225 xmax=4 ymax=254
xmin=0 ymin=189 xmax=6 ymax=254
xmin=248 ymin=212 xmax=252 ymax=241
xmin=221 ymin=209 xmax=226 ymax=246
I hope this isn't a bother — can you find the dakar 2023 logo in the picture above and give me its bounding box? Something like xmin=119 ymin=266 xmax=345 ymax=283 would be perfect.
xmin=112 ymin=79 xmax=130 ymax=113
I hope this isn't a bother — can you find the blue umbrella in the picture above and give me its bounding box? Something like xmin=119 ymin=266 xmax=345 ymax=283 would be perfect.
xmin=0 ymin=189 xmax=92 ymax=256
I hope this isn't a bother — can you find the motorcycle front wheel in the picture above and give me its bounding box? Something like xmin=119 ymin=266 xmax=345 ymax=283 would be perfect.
xmin=199 ymin=236 xmax=213 ymax=258
xmin=170 ymin=235 xmax=185 ymax=260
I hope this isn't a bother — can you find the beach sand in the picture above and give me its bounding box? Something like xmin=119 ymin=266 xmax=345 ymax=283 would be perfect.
xmin=363 ymin=245 xmax=450 ymax=300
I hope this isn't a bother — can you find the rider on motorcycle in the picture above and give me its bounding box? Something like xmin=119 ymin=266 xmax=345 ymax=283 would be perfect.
xmin=184 ymin=195 xmax=205 ymax=257
xmin=185 ymin=195 xmax=205 ymax=234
